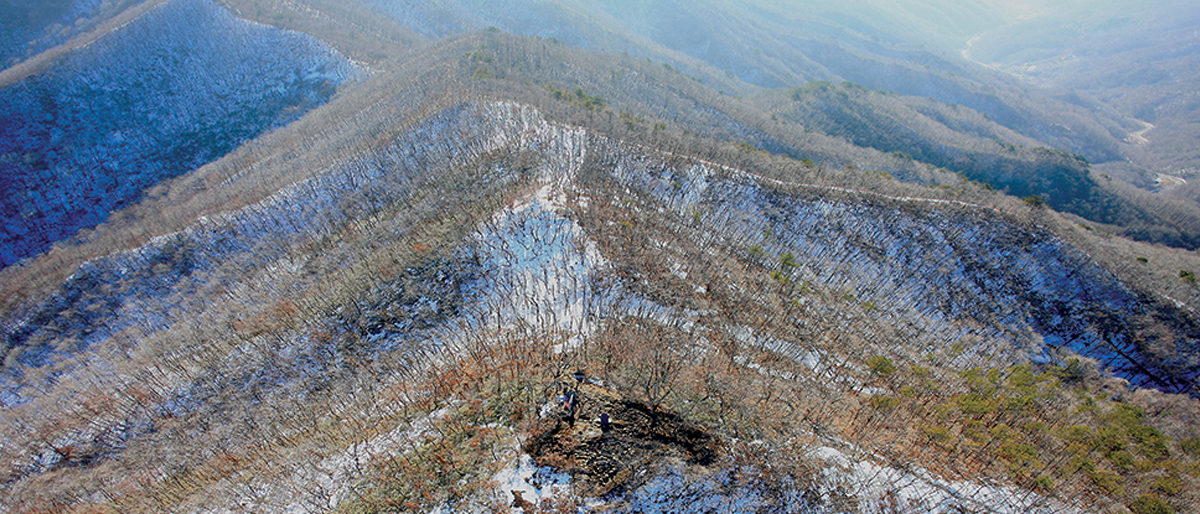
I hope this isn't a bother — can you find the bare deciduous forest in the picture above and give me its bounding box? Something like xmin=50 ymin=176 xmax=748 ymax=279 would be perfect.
xmin=2 ymin=0 xmax=1199 ymax=513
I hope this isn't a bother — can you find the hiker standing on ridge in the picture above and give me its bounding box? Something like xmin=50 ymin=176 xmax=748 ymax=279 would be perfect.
xmin=564 ymin=388 xmax=579 ymax=426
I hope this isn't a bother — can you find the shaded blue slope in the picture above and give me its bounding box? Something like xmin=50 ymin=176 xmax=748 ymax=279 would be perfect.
xmin=0 ymin=0 xmax=105 ymax=66
xmin=0 ymin=0 xmax=358 ymax=268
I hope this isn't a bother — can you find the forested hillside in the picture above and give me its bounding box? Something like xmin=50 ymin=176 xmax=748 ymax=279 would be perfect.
xmin=3 ymin=95 xmax=1198 ymax=513
xmin=962 ymin=0 xmax=1200 ymax=172
xmin=333 ymin=0 xmax=1200 ymax=250
xmin=0 ymin=0 xmax=143 ymax=67
xmin=2 ymin=1 xmax=1199 ymax=513
xmin=0 ymin=0 xmax=358 ymax=268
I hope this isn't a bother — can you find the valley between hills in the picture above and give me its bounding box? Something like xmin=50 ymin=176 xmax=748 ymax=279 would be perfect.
xmin=2 ymin=1 xmax=1200 ymax=513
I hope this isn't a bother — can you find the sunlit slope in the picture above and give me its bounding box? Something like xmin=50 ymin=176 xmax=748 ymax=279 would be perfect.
xmin=0 ymin=28 xmax=942 ymax=305
xmin=4 ymin=28 xmax=1198 ymax=330
xmin=355 ymin=0 xmax=1131 ymax=162
xmin=442 ymin=32 xmax=1200 ymax=249
xmin=335 ymin=0 xmax=1200 ymax=250
xmin=0 ymin=0 xmax=357 ymax=268
xmin=0 ymin=3 xmax=1198 ymax=511
xmin=1 ymin=99 xmax=1197 ymax=512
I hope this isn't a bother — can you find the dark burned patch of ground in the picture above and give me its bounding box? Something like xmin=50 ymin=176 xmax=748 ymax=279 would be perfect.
xmin=522 ymin=383 xmax=720 ymax=497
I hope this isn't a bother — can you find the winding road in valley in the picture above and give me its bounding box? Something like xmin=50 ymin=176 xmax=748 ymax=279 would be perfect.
xmin=1126 ymin=121 xmax=1188 ymax=192
xmin=1155 ymin=173 xmax=1186 ymax=192
xmin=1126 ymin=120 xmax=1154 ymax=145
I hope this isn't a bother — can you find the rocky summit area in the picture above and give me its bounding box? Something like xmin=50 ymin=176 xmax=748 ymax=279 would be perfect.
xmin=524 ymin=381 xmax=720 ymax=499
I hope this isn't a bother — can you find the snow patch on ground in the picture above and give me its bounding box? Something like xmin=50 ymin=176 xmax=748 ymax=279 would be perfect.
xmin=809 ymin=446 xmax=1084 ymax=514
xmin=469 ymin=126 xmax=609 ymax=350
xmin=249 ymin=405 xmax=455 ymax=514
xmin=489 ymin=453 xmax=573 ymax=513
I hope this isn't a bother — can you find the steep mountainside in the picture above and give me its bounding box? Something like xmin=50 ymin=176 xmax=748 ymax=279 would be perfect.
xmin=341 ymin=0 xmax=1200 ymax=251
xmin=2 ymin=1 xmax=1200 ymax=513
xmin=0 ymin=0 xmax=143 ymax=67
xmin=0 ymin=0 xmax=358 ymax=268
xmin=2 ymin=96 xmax=1199 ymax=512
xmin=359 ymin=0 xmax=1132 ymax=162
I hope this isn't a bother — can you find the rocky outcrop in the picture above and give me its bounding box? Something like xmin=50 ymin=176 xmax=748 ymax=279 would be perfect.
xmin=524 ymin=382 xmax=719 ymax=497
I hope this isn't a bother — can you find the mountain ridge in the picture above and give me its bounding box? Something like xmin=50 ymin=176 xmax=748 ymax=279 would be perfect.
xmin=3 ymin=2 xmax=1200 ymax=513
xmin=3 ymin=98 xmax=1198 ymax=512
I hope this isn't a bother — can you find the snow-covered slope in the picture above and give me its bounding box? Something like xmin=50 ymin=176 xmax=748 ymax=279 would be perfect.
xmin=599 ymin=144 xmax=1188 ymax=391
xmin=0 ymin=0 xmax=110 ymax=66
xmin=0 ymin=0 xmax=358 ymax=268
xmin=2 ymin=101 xmax=1193 ymax=512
